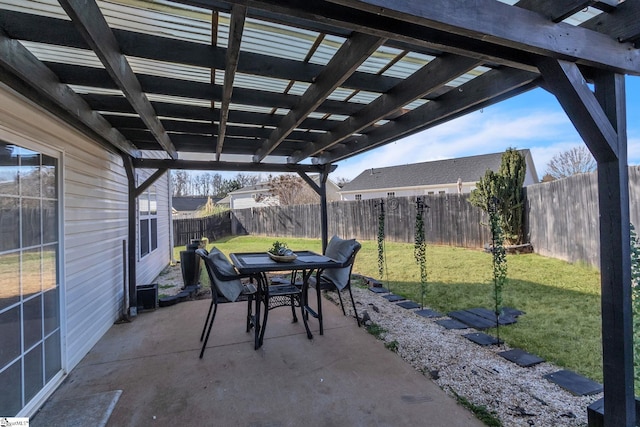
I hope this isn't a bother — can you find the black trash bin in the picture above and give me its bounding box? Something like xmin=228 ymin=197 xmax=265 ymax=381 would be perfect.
xmin=180 ymin=240 xmax=202 ymax=288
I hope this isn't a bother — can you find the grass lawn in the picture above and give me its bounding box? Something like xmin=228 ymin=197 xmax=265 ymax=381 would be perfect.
xmin=176 ymin=235 xmax=603 ymax=383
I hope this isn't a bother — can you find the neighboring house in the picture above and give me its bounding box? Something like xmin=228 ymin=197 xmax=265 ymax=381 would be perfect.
xmin=0 ymin=84 xmax=172 ymax=416
xmin=339 ymin=150 xmax=539 ymax=201
xmin=228 ymin=177 xmax=341 ymax=210
xmin=172 ymin=196 xmax=220 ymax=218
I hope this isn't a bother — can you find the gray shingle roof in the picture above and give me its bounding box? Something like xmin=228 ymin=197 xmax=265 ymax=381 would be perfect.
xmin=340 ymin=151 xmax=531 ymax=192
xmin=172 ymin=196 xmax=218 ymax=211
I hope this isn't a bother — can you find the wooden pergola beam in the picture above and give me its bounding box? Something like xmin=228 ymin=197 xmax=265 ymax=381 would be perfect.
xmin=83 ymin=93 xmax=336 ymax=131
xmin=45 ymin=62 xmax=365 ymax=117
xmin=329 ymin=0 xmax=640 ymax=74
xmin=582 ymin=0 xmax=640 ymax=45
xmin=0 ymin=11 xmax=405 ymax=96
xmin=514 ymin=0 xmax=593 ymax=22
xmin=133 ymin=158 xmax=337 ymax=174
xmin=289 ymin=54 xmax=481 ymax=162
xmin=253 ymin=32 xmax=386 ymax=162
xmin=320 ymin=67 xmax=539 ymax=164
xmin=59 ymin=0 xmax=178 ymax=159
xmin=0 ymin=30 xmax=140 ymax=157
xmin=216 ymin=5 xmax=246 ymax=160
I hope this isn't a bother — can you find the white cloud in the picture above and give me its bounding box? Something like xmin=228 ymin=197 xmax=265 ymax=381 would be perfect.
xmin=334 ymin=106 xmax=581 ymax=180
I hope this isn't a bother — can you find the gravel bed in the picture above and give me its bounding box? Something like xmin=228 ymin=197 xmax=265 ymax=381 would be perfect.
xmin=327 ymin=286 xmax=601 ymax=427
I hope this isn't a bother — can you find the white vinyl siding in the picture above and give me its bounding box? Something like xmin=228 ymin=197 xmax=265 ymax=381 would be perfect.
xmin=0 ymin=83 xmax=170 ymax=416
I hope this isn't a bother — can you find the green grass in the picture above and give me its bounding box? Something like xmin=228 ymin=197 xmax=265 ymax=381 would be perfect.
xmin=177 ymin=235 xmax=603 ymax=383
xmin=452 ymin=390 xmax=503 ymax=427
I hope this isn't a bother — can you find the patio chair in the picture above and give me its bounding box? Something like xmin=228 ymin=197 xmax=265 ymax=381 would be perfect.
xmin=310 ymin=235 xmax=362 ymax=327
xmin=196 ymin=248 xmax=257 ymax=358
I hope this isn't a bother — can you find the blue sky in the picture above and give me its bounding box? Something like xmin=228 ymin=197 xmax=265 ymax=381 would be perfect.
xmin=332 ymin=75 xmax=640 ymax=182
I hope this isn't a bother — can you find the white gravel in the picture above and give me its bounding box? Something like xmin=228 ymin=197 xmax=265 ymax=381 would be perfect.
xmin=327 ymin=285 xmax=602 ymax=427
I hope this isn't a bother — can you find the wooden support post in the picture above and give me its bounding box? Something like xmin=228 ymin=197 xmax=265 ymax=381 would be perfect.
xmin=539 ymin=59 xmax=634 ymax=426
xmin=593 ymin=72 xmax=635 ymax=427
xmin=297 ymin=166 xmax=330 ymax=252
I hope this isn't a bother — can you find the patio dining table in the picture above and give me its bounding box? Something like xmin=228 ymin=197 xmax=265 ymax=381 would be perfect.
xmin=230 ymin=251 xmax=339 ymax=349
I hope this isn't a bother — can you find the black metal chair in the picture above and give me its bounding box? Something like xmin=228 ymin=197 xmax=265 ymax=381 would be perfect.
xmin=310 ymin=236 xmax=362 ymax=327
xmin=196 ymin=248 xmax=256 ymax=358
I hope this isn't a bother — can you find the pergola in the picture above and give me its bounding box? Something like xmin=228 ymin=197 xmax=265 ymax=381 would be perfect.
xmin=1 ymin=0 xmax=639 ymax=424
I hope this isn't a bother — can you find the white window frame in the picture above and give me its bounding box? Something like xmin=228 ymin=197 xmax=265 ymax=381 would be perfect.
xmin=138 ymin=184 xmax=158 ymax=259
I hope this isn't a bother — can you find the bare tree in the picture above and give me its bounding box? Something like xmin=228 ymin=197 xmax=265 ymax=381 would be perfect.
xmin=235 ymin=173 xmax=261 ymax=188
xmin=545 ymin=146 xmax=596 ymax=180
xmin=333 ymin=176 xmax=351 ymax=188
xmin=265 ymin=174 xmax=319 ymax=206
xmin=172 ymin=170 xmax=189 ymax=196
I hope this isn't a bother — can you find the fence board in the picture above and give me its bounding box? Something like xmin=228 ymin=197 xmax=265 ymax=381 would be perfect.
xmin=525 ymin=166 xmax=640 ymax=269
xmin=172 ymin=211 xmax=232 ymax=247
xmin=174 ymin=166 xmax=640 ymax=269
xmin=229 ymin=194 xmax=492 ymax=248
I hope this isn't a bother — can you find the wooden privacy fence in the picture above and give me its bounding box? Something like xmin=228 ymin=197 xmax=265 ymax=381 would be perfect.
xmin=231 ymin=194 xmax=492 ymax=248
xmin=175 ymin=165 xmax=640 ymax=269
xmin=525 ymin=165 xmax=640 ymax=268
xmin=172 ymin=211 xmax=232 ymax=247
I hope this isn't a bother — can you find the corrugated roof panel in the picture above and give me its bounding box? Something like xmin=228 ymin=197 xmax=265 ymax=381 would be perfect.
xmin=229 ymin=103 xmax=276 ymax=114
xmin=382 ymin=51 xmax=433 ymax=79
xmin=357 ymin=45 xmax=404 ymax=74
xmin=1 ymin=0 xmax=69 ymax=20
xmin=218 ymin=71 xmax=292 ymax=94
xmin=448 ymin=65 xmax=491 ymax=87
xmin=128 ymin=56 xmax=211 ymax=82
xmin=403 ymin=99 xmax=429 ymax=111
xmin=308 ymin=34 xmax=345 ymax=66
xmin=98 ymin=0 xmax=212 ymax=44
xmin=238 ymin=17 xmax=319 ymax=61
xmin=287 ymin=81 xmax=312 ymax=96
xmin=347 ymin=91 xmax=381 ymax=104
xmin=68 ymin=85 xmax=123 ymax=96
xmin=326 ymin=88 xmax=355 ymax=101
xmin=146 ymin=93 xmax=211 ymax=107
xmin=21 ymin=41 xmax=103 ymax=68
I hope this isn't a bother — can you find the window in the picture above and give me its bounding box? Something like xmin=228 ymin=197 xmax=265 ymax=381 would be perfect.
xmin=439 ymin=191 xmax=446 ymax=194
xmin=0 ymin=142 xmax=61 ymax=416
xmin=139 ymin=184 xmax=158 ymax=258
xmin=427 ymin=191 xmax=435 ymax=195
xmin=355 ymin=194 xmax=362 ymax=201
xmin=387 ymin=192 xmax=395 ymax=197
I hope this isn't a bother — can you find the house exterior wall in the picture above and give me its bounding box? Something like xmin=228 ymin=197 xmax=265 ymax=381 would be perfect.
xmin=340 ymin=182 xmax=477 ymax=201
xmin=229 ymin=192 xmax=276 ymax=210
xmin=0 ymin=84 xmax=170 ymax=415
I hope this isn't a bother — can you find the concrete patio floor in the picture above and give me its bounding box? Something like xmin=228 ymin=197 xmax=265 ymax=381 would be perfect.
xmin=34 ymin=297 xmax=484 ymax=426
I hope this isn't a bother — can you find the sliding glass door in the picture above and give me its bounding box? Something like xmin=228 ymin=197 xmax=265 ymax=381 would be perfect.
xmin=0 ymin=142 xmax=61 ymax=415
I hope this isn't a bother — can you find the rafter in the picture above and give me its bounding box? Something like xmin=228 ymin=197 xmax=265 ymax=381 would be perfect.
xmin=217 ymin=4 xmax=246 ymax=160
xmin=582 ymin=0 xmax=640 ymax=46
xmin=58 ymin=0 xmax=178 ymax=159
xmin=45 ymin=62 xmax=367 ymax=117
xmin=514 ymin=0 xmax=592 ymax=22
xmin=253 ymin=32 xmax=385 ymax=162
xmin=0 ymin=30 xmax=139 ymax=157
xmin=328 ymin=0 xmax=640 ymax=74
xmin=288 ymin=54 xmax=480 ymax=163
xmin=0 ymin=11 xmax=405 ymax=96
xmin=83 ymin=94 xmax=338 ymax=131
xmin=320 ymin=68 xmax=539 ymax=164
